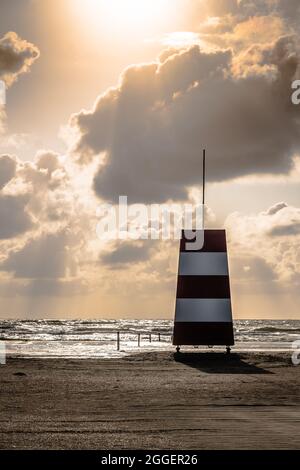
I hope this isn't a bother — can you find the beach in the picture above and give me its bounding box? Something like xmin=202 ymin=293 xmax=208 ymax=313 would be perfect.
xmin=0 ymin=351 xmax=299 ymax=450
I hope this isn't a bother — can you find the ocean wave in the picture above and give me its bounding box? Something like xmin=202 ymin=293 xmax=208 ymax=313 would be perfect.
xmin=250 ymin=326 xmax=300 ymax=334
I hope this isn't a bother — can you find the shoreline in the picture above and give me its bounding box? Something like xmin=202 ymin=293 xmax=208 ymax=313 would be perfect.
xmin=0 ymin=351 xmax=299 ymax=449
xmin=3 ymin=341 xmax=297 ymax=360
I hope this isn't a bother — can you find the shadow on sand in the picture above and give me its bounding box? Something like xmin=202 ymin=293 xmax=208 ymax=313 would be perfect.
xmin=173 ymin=352 xmax=272 ymax=374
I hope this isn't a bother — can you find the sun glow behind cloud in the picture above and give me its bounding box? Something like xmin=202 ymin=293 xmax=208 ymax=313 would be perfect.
xmin=72 ymin=0 xmax=174 ymax=36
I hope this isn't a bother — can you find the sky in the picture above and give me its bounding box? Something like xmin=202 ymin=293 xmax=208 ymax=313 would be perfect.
xmin=0 ymin=0 xmax=300 ymax=319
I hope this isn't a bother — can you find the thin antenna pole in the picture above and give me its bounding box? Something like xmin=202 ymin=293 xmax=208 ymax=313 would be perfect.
xmin=202 ymin=149 xmax=206 ymax=206
xmin=202 ymin=149 xmax=206 ymax=230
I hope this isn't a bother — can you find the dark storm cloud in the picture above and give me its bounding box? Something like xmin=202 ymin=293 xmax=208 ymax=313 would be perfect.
xmin=0 ymin=32 xmax=40 ymax=86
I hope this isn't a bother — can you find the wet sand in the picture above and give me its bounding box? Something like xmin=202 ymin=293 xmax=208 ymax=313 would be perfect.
xmin=0 ymin=351 xmax=299 ymax=449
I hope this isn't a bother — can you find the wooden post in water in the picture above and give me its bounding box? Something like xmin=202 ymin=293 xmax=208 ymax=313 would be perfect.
xmin=149 ymin=334 xmax=152 ymax=343
xmin=202 ymin=149 xmax=206 ymax=207
xmin=138 ymin=333 xmax=141 ymax=347
xmin=117 ymin=331 xmax=120 ymax=351
xmin=158 ymin=333 xmax=161 ymax=342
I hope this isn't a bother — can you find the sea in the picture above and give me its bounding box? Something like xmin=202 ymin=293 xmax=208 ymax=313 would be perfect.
xmin=1 ymin=319 xmax=300 ymax=358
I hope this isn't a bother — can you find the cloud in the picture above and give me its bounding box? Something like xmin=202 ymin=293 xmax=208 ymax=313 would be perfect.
xmin=2 ymin=1 xmax=300 ymax=313
xmin=36 ymin=150 xmax=61 ymax=173
xmin=0 ymin=193 xmax=32 ymax=239
xmin=20 ymin=278 xmax=89 ymax=297
xmin=0 ymin=153 xmax=87 ymax=301
xmin=0 ymin=32 xmax=39 ymax=141
xmin=0 ymin=32 xmax=40 ymax=86
xmin=71 ymin=31 xmax=300 ymax=203
xmin=265 ymin=202 xmax=287 ymax=215
xmin=100 ymin=240 xmax=155 ymax=268
xmin=0 ymin=154 xmax=16 ymax=189
xmin=0 ymin=278 xmax=89 ymax=298
xmin=0 ymin=151 xmax=72 ymax=234
xmin=276 ymin=0 xmax=300 ymax=22
xmin=230 ymin=255 xmax=277 ymax=282
xmin=226 ymin=202 xmax=300 ymax=291
xmin=269 ymin=222 xmax=300 ymax=237
xmin=0 ymin=146 xmax=99 ymax=300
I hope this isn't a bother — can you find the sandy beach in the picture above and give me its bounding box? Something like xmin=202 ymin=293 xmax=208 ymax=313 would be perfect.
xmin=0 ymin=351 xmax=299 ymax=450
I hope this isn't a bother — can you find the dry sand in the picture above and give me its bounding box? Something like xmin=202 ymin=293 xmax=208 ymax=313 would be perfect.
xmin=0 ymin=351 xmax=299 ymax=449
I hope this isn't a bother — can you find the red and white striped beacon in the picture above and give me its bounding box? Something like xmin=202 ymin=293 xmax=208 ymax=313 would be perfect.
xmin=173 ymin=150 xmax=235 ymax=354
